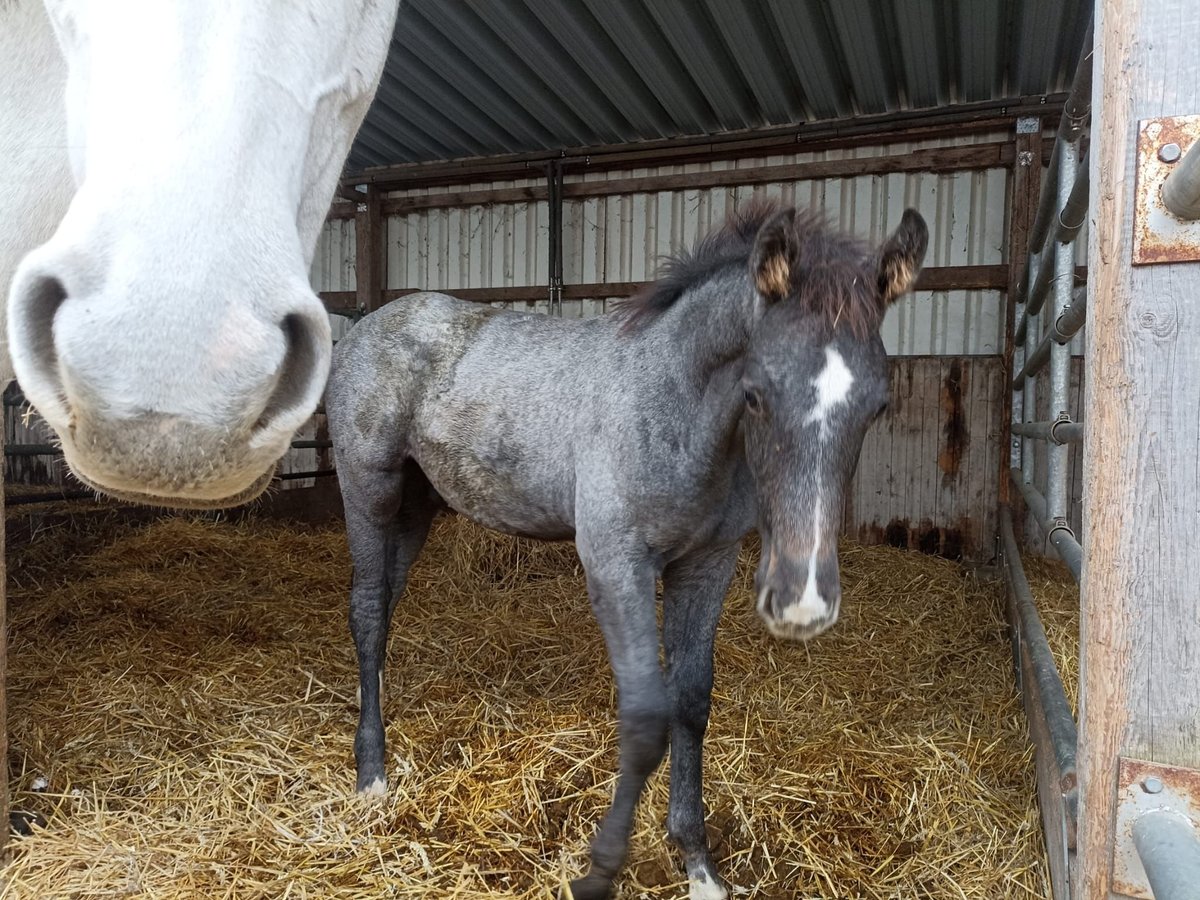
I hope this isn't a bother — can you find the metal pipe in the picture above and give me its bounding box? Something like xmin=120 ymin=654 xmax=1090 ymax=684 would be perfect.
xmin=275 ymin=469 xmax=337 ymax=482
xmin=1012 ymin=419 xmax=1084 ymax=445
xmin=1014 ymin=309 xmax=1028 ymax=348
xmin=1021 ymin=263 xmax=1039 ymax=485
xmin=1024 ymin=28 xmax=1094 ymax=256
xmin=1047 ymin=140 xmax=1078 ymax=523
xmin=1013 ymin=331 xmax=1053 ymax=388
xmin=546 ymin=160 xmax=564 ymax=315
xmin=5 ymin=490 xmax=96 ymax=506
xmin=554 ymin=161 xmax=565 ymax=305
xmin=1055 ymin=287 xmax=1088 ymax=343
xmin=999 ymin=506 xmax=1079 ymax=814
xmin=1015 ymin=203 xmax=1088 ymax=351
xmin=1014 ymin=286 xmax=1088 ymax=387
xmin=1011 ymin=333 xmax=1026 ymax=472
xmin=1163 ymin=136 xmax=1200 ymax=221
xmin=1048 ymin=528 xmax=1083 ymax=582
xmin=1012 ymin=421 xmax=1056 ymax=442
xmin=1058 ymin=150 xmax=1090 ymax=243
xmin=1054 ymin=421 xmax=1084 ymax=444
xmin=1058 ymin=20 xmax=1095 ymax=144
xmin=1030 ymin=142 xmax=1062 ymax=257
xmin=1026 ymin=251 xmax=1057 ymax=322
xmin=4 ymin=444 xmax=59 ymax=456
xmin=1132 ymin=810 xmax=1200 ymax=900
xmin=1011 ymin=469 xmax=1083 ymax=582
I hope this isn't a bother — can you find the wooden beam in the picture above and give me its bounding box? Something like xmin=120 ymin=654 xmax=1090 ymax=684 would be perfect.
xmin=1003 ymin=122 xmax=1043 ymax=508
xmin=353 ymin=186 xmax=384 ymax=315
xmin=0 ymin=423 xmax=7 ymax=852
xmin=321 ymin=264 xmax=1011 ymax=314
xmin=346 ymin=94 xmax=1069 ymax=190
xmin=1078 ymin=1 xmax=1200 ymax=897
xmin=371 ymin=143 xmax=1012 ymax=216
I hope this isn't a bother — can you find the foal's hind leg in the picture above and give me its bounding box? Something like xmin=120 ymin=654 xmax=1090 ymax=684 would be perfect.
xmin=662 ymin=544 xmax=740 ymax=900
xmin=343 ymin=462 xmax=439 ymax=795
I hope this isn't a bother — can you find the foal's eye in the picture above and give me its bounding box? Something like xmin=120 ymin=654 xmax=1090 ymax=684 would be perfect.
xmin=744 ymin=388 xmax=764 ymax=414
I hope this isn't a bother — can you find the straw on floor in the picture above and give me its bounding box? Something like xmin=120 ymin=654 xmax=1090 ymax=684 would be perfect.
xmin=2 ymin=509 xmax=1064 ymax=898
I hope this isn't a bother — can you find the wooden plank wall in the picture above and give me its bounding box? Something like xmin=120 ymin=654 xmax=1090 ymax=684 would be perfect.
xmin=847 ymin=356 xmax=1005 ymax=562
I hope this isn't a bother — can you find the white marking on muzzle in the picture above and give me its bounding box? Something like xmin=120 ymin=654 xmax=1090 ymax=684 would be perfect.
xmin=777 ymin=500 xmax=830 ymax=626
xmin=805 ymin=346 xmax=855 ymax=440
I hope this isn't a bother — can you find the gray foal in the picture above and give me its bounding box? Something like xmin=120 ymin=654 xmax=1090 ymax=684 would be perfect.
xmin=325 ymin=202 xmax=928 ymax=899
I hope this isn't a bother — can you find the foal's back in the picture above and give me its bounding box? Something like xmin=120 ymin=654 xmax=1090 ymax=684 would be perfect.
xmin=329 ymin=291 xmax=644 ymax=538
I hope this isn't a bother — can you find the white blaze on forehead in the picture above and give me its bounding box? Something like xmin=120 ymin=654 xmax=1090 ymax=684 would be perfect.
xmin=778 ymin=499 xmax=830 ymax=627
xmin=805 ymin=345 xmax=856 ymax=439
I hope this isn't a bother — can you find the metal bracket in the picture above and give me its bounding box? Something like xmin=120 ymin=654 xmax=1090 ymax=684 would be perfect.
xmin=1113 ymin=757 xmax=1200 ymax=897
xmin=1017 ymin=116 xmax=1042 ymax=134
xmin=1044 ymin=517 xmax=1074 ymax=554
xmin=1050 ymin=412 xmax=1073 ymax=445
xmin=1133 ymin=116 xmax=1200 ymax=265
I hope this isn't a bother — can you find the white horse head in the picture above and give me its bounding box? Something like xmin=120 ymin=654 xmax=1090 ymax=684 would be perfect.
xmin=3 ymin=0 xmax=398 ymax=508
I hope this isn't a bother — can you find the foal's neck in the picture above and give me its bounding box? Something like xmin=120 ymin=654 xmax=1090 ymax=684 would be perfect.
xmin=629 ymin=267 xmax=756 ymax=453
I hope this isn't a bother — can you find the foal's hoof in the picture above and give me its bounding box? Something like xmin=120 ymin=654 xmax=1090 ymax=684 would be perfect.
xmin=355 ymin=775 xmax=388 ymax=799
xmin=563 ymin=872 xmax=613 ymax=900
xmin=687 ymin=871 xmax=730 ymax=900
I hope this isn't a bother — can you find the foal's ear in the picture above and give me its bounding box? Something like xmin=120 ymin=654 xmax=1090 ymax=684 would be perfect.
xmin=876 ymin=209 xmax=929 ymax=304
xmin=750 ymin=208 xmax=798 ymax=303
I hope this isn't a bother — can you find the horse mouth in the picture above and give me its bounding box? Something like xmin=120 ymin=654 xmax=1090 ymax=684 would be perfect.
xmin=755 ymin=586 xmax=841 ymax=642
xmin=66 ymin=465 xmax=278 ymax=510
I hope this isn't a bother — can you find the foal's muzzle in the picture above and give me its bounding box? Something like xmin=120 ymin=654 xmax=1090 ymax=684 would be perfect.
xmin=755 ymin=547 xmax=842 ymax=642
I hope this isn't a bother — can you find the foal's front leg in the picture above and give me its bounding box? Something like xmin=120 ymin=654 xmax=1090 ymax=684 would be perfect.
xmin=569 ymin=547 xmax=666 ymax=900
xmin=662 ymin=544 xmax=740 ymax=900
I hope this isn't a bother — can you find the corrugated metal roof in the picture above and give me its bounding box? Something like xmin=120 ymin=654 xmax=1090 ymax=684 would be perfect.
xmin=348 ymin=0 xmax=1091 ymax=171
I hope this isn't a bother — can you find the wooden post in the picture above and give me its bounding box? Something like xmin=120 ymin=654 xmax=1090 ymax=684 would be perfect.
xmin=1 ymin=421 xmax=7 ymax=852
xmin=354 ymin=184 xmax=384 ymax=315
xmin=1003 ymin=119 xmax=1043 ymax=509
xmin=1079 ymin=0 xmax=1200 ymax=896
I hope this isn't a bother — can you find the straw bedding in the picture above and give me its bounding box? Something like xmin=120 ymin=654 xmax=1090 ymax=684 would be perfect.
xmin=1019 ymin=558 xmax=1080 ymax=717
xmin=0 ymin=507 xmax=1073 ymax=898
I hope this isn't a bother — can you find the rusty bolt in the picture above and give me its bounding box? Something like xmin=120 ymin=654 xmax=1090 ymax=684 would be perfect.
xmin=1142 ymin=776 xmax=1164 ymax=794
xmin=1159 ymin=143 xmax=1182 ymax=164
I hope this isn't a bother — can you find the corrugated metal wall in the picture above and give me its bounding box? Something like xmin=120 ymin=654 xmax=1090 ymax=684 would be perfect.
xmin=357 ymin=132 xmax=1011 ymax=355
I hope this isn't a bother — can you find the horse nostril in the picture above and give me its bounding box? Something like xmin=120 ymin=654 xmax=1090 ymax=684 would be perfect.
xmin=8 ymin=268 xmax=71 ymax=420
xmin=251 ymin=308 xmax=331 ymax=439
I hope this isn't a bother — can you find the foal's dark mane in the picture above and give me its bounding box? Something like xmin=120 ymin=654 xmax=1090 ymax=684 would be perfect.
xmin=618 ymin=199 xmax=886 ymax=339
